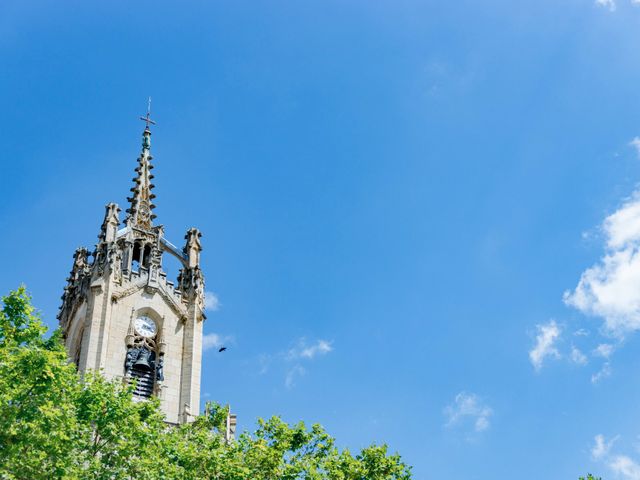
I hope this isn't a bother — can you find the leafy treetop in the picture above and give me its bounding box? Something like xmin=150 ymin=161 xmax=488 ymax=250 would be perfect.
xmin=0 ymin=287 xmax=413 ymax=480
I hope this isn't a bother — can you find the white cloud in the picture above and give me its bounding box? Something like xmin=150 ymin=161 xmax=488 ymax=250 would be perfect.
xmin=285 ymin=365 xmax=305 ymax=389
xmin=475 ymin=415 xmax=490 ymax=432
xmin=202 ymin=333 xmax=223 ymax=351
xmin=591 ymin=362 xmax=612 ymax=384
xmin=610 ymin=455 xmax=640 ymax=480
xmin=595 ymin=0 xmax=640 ymax=11
xmin=574 ymin=328 xmax=590 ymax=337
xmin=287 ymin=338 xmax=333 ymax=360
xmin=258 ymin=354 xmax=272 ymax=374
xmin=300 ymin=340 xmax=332 ymax=359
xmin=570 ymin=346 xmax=588 ymax=366
xmin=256 ymin=337 xmax=333 ymax=388
xmin=202 ymin=332 xmax=232 ymax=352
xmin=596 ymin=0 xmax=616 ymax=11
xmin=592 ymin=435 xmax=640 ymax=480
xmin=529 ymin=320 xmax=561 ymax=371
xmin=593 ymin=434 xmax=617 ymax=460
xmin=604 ymin=195 xmax=640 ymax=250
xmin=444 ymin=392 xmax=493 ymax=433
xmin=631 ymin=137 xmax=640 ymax=157
xmin=594 ymin=343 xmax=615 ymax=359
xmin=283 ymin=339 xmax=332 ymax=389
xmin=564 ymin=190 xmax=640 ymax=338
xmin=204 ymin=291 xmax=220 ymax=311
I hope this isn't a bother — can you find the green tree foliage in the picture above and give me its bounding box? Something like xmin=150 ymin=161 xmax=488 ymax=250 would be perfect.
xmin=0 ymin=287 xmax=412 ymax=479
xmin=579 ymin=476 xmax=602 ymax=480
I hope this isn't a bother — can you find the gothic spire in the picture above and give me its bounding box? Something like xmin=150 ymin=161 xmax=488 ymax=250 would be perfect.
xmin=126 ymin=102 xmax=157 ymax=230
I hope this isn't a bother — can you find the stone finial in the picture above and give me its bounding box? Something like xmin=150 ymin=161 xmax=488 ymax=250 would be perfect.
xmin=125 ymin=308 xmax=136 ymax=347
xmin=71 ymin=247 xmax=90 ymax=275
xmin=183 ymin=228 xmax=202 ymax=268
xmin=99 ymin=203 xmax=121 ymax=243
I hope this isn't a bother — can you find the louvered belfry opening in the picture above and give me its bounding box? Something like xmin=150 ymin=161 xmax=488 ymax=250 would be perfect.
xmin=129 ymin=349 xmax=156 ymax=398
xmin=124 ymin=329 xmax=160 ymax=401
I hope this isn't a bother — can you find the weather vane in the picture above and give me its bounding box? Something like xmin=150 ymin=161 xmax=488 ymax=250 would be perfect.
xmin=139 ymin=97 xmax=156 ymax=128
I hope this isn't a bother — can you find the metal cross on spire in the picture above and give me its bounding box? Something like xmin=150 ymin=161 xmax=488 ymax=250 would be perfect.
xmin=139 ymin=97 xmax=156 ymax=128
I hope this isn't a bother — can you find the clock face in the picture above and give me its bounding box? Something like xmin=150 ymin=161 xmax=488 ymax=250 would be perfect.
xmin=134 ymin=316 xmax=157 ymax=338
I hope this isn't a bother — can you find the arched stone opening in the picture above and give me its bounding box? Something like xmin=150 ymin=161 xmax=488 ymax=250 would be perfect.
xmin=124 ymin=308 xmax=165 ymax=400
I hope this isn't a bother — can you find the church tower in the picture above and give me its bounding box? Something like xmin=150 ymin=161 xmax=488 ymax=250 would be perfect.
xmin=58 ymin=113 xmax=205 ymax=424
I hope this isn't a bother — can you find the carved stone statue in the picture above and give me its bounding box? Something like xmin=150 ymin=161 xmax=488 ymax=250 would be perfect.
xmin=156 ymin=356 xmax=164 ymax=382
xmin=124 ymin=347 xmax=139 ymax=374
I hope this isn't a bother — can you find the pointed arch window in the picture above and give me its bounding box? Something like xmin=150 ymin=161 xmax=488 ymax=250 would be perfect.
xmin=131 ymin=241 xmax=142 ymax=272
xmin=142 ymin=244 xmax=152 ymax=269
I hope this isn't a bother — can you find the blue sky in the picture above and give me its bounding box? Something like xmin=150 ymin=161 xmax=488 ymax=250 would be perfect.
xmin=5 ymin=0 xmax=640 ymax=478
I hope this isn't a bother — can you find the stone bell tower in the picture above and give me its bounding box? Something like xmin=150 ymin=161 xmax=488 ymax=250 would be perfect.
xmin=58 ymin=112 xmax=205 ymax=424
